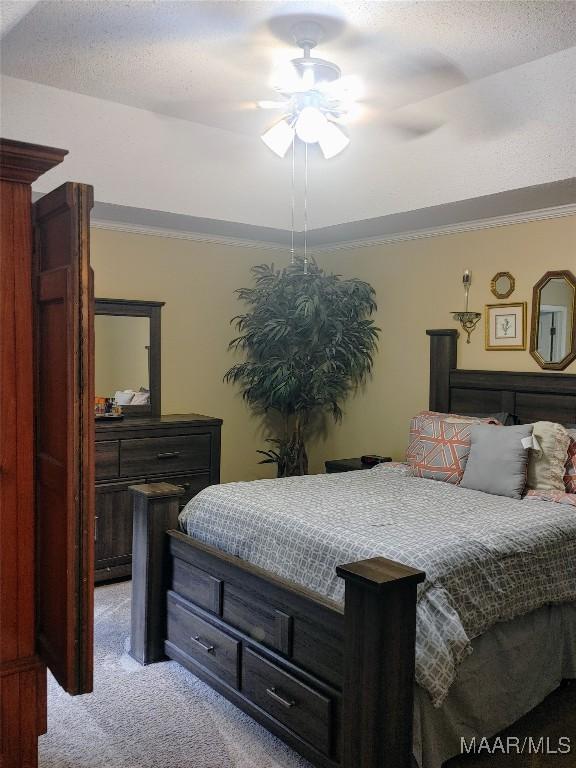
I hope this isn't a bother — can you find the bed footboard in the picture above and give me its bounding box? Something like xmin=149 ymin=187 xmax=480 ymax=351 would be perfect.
xmin=130 ymin=483 xmax=425 ymax=768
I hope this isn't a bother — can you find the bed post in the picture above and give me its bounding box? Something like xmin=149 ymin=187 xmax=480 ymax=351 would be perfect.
xmin=337 ymin=558 xmax=425 ymax=768
xmin=427 ymin=329 xmax=458 ymax=412
xmin=129 ymin=483 xmax=184 ymax=665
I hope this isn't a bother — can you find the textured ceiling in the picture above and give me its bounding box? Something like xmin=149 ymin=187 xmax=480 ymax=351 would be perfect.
xmin=2 ymin=0 xmax=576 ymax=134
xmin=1 ymin=1 xmax=575 ymax=231
xmin=0 ymin=0 xmax=38 ymax=38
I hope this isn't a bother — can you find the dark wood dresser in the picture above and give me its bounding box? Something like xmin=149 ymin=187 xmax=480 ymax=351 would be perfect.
xmin=95 ymin=414 xmax=222 ymax=583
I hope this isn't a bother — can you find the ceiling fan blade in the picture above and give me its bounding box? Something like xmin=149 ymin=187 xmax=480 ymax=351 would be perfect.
xmin=150 ymin=98 xmax=274 ymax=135
xmin=351 ymin=99 xmax=445 ymax=139
xmin=384 ymin=114 xmax=445 ymax=139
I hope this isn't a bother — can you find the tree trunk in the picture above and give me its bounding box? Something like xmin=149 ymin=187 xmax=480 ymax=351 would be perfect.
xmin=277 ymin=431 xmax=308 ymax=477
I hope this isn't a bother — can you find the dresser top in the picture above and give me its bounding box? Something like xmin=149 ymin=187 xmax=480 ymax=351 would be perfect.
xmin=95 ymin=412 xmax=222 ymax=435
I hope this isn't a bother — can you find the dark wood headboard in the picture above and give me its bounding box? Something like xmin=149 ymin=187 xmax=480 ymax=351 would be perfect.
xmin=427 ymin=329 xmax=576 ymax=426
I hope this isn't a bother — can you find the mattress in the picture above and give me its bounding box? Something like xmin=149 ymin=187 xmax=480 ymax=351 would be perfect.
xmin=179 ymin=463 xmax=576 ymax=707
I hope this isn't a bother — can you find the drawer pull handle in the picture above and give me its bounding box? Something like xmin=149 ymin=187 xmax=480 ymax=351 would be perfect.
xmin=191 ymin=635 xmax=215 ymax=654
xmin=157 ymin=451 xmax=180 ymax=460
xmin=266 ymin=687 xmax=296 ymax=709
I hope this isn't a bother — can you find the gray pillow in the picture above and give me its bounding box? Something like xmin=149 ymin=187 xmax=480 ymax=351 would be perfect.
xmin=460 ymin=424 xmax=533 ymax=499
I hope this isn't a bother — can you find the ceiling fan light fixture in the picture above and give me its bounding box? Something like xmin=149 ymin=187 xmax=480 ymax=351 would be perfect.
xmin=261 ymin=118 xmax=295 ymax=158
xmin=295 ymin=106 xmax=328 ymax=144
xmin=318 ymin=121 xmax=350 ymax=159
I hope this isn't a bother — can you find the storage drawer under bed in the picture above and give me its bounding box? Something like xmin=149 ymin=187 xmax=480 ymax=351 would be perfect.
xmin=166 ymin=591 xmax=240 ymax=689
xmin=242 ymin=647 xmax=332 ymax=756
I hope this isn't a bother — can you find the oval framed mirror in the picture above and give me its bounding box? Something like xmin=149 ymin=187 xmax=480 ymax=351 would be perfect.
xmin=530 ymin=270 xmax=576 ymax=371
xmin=490 ymin=271 xmax=515 ymax=299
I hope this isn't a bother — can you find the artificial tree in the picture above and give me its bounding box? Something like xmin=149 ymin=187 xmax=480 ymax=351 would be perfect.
xmin=225 ymin=257 xmax=380 ymax=476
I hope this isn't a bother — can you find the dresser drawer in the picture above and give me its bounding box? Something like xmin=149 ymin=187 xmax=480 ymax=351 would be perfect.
xmin=242 ymin=649 xmax=332 ymax=755
xmin=120 ymin=433 xmax=211 ymax=477
xmin=95 ymin=440 xmax=119 ymax=480
xmin=160 ymin=471 xmax=211 ymax=509
xmin=167 ymin=593 xmax=240 ymax=689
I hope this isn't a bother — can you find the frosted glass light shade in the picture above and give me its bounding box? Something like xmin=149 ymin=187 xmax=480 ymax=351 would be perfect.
xmin=295 ymin=107 xmax=328 ymax=144
xmin=261 ymin=119 xmax=295 ymax=157
xmin=318 ymin=121 xmax=350 ymax=158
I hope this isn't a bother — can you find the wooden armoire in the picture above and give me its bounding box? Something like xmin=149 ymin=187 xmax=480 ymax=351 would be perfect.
xmin=0 ymin=139 xmax=95 ymax=767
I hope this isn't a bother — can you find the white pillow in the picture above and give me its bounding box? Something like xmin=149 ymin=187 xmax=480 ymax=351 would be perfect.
xmin=526 ymin=421 xmax=571 ymax=492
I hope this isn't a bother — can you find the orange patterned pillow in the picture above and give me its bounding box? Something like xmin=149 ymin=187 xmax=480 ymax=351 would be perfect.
xmin=406 ymin=411 xmax=500 ymax=484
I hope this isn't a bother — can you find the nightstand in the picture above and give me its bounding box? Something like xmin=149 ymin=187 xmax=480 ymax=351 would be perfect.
xmin=325 ymin=456 xmax=392 ymax=473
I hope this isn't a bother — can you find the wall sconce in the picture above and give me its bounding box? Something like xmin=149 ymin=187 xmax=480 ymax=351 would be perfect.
xmin=452 ymin=269 xmax=481 ymax=343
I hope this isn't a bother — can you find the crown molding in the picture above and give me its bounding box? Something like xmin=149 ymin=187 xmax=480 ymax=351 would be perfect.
xmin=309 ymin=203 xmax=576 ymax=254
xmin=90 ymin=217 xmax=289 ymax=252
xmin=90 ymin=202 xmax=576 ymax=254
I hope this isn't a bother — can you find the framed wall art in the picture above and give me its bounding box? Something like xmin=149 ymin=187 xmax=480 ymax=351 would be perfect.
xmin=485 ymin=302 xmax=527 ymax=351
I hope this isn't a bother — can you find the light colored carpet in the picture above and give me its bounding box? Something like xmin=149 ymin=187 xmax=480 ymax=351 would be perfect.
xmin=39 ymin=581 xmax=311 ymax=768
xmin=40 ymin=581 xmax=576 ymax=768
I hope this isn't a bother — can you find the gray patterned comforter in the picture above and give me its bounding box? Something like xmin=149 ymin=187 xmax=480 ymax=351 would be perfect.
xmin=179 ymin=464 xmax=576 ymax=706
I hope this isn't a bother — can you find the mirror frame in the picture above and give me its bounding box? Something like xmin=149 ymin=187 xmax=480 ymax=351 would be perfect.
xmin=490 ymin=271 xmax=515 ymax=300
xmin=529 ymin=270 xmax=576 ymax=371
xmin=95 ymin=298 xmax=164 ymax=417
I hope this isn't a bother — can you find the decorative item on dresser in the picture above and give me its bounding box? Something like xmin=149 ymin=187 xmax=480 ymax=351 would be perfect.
xmin=95 ymin=298 xmax=163 ymax=417
xmin=95 ymin=414 xmax=222 ymax=582
xmin=325 ymin=456 xmax=392 ymax=473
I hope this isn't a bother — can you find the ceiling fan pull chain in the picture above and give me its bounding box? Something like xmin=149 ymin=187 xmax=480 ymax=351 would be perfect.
xmin=290 ymin=133 xmax=296 ymax=265
xmin=303 ymin=142 xmax=309 ymax=275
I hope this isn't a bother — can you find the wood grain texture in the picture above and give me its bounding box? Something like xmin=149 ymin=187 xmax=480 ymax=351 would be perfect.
xmin=0 ymin=176 xmax=45 ymax=768
xmin=120 ymin=433 xmax=211 ymax=477
xmin=448 ymin=368 xmax=576 ymax=425
xmin=95 ymin=440 xmax=120 ymax=480
xmin=243 ymin=647 xmax=332 ymax=756
xmin=0 ymin=139 xmax=70 ymax=768
xmin=95 ymin=480 xmax=144 ymax=575
xmin=94 ymin=416 xmax=220 ymax=582
xmin=34 ymin=181 xmax=95 ymax=695
xmin=338 ymin=574 xmax=423 ymax=768
xmin=0 ymin=138 xmax=67 ymax=184
xmin=130 ymin=482 xmax=424 ymax=767
xmin=425 ymin=329 xmax=576 ymax=425
xmin=427 ymin=329 xmax=458 ymax=413
xmin=167 ymin=592 xmax=240 ymax=688
xmin=95 ymin=298 xmax=164 ymax=418
xmin=129 ymin=484 xmax=184 ymax=665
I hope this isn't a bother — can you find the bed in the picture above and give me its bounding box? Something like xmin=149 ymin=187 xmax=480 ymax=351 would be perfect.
xmin=129 ymin=329 xmax=576 ymax=768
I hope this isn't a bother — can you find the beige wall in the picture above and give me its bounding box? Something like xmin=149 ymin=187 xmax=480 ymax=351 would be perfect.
xmin=91 ymin=215 xmax=575 ymax=482
xmin=91 ymin=229 xmax=331 ymax=483
xmin=325 ymin=215 xmax=576 ymax=462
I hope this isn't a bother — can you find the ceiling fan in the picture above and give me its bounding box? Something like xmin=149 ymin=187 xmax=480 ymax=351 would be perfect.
xmin=256 ymin=17 xmax=470 ymax=159
xmin=258 ymin=20 xmax=357 ymax=158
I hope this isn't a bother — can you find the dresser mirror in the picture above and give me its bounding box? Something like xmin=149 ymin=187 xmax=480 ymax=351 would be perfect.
xmin=95 ymin=298 xmax=164 ymax=416
xmin=530 ymin=271 xmax=576 ymax=371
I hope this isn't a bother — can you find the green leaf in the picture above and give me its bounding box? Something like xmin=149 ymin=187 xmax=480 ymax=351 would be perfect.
xmin=224 ymin=256 xmax=380 ymax=457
